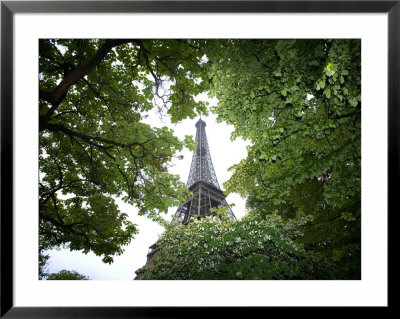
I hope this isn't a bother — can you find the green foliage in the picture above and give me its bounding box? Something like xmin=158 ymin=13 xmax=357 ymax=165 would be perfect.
xmin=39 ymin=247 xmax=50 ymax=280
xmin=204 ymin=39 xmax=361 ymax=279
xmin=46 ymin=269 xmax=89 ymax=280
xmin=39 ymin=39 xmax=208 ymax=265
xmin=136 ymin=213 xmax=337 ymax=280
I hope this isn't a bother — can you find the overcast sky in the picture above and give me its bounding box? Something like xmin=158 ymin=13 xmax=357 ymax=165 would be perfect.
xmin=47 ymin=98 xmax=250 ymax=280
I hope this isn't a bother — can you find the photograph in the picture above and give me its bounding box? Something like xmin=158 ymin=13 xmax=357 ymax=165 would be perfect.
xmin=38 ymin=39 xmax=361 ymax=281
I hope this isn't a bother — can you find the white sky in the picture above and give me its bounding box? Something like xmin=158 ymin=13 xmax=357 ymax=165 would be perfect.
xmin=46 ymin=96 xmax=250 ymax=280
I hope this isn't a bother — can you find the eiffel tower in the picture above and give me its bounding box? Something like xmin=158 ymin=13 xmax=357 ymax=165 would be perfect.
xmin=135 ymin=118 xmax=235 ymax=279
xmin=175 ymin=118 xmax=236 ymax=224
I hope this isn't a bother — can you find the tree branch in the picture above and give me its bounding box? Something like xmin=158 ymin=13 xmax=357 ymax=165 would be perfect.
xmin=40 ymin=39 xmax=134 ymax=123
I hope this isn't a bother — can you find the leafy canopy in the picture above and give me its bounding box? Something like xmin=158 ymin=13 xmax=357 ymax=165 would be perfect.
xmin=39 ymin=39 xmax=208 ymax=265
xmin=204 ymin=39 xmax=361 ymax=278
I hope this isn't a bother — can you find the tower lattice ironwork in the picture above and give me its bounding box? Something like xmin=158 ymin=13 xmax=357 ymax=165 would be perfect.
xmin=175 ymin=118 xmax=236 ymax=224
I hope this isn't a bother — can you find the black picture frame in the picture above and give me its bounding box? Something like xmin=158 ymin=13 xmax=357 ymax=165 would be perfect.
xmin=1 ymin=0 xmax=395 ymax=317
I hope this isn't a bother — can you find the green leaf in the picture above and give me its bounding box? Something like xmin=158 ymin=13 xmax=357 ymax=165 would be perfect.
xmin=324 ymin=87 xmax=331 ymax=98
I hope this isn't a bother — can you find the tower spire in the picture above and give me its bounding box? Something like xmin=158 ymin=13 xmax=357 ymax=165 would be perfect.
xmin=186 ymin=118 xmax=220 ymax=190
xmin=175 ymin=119 xmax=235 ymax=224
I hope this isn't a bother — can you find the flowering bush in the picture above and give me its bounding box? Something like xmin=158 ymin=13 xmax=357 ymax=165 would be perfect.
xmin=135 ymin=211 xmax=337 ymax=280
